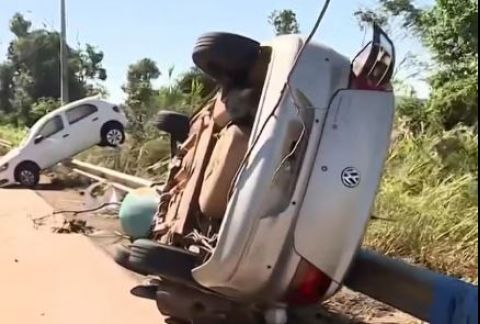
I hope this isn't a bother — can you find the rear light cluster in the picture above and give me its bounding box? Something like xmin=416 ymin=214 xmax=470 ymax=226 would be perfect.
xmin=350 ymin=23 xmax=395 ymax=92
xmin=285 ymin=259 xmax=332 ymax=306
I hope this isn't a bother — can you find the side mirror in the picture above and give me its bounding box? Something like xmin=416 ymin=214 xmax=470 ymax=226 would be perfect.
xmin=34 ymin=135 xmax=44 ymax=144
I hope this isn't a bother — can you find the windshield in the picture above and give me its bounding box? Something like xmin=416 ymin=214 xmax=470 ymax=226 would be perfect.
xmin=19 ymin=115 xmax=49 ymax=146
xmin=19 ymin=127 xmax=35 ymax=146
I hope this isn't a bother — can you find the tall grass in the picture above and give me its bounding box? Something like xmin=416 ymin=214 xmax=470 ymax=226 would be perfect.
xmin=0 ymin=124 xmax=27 ymax=146
xmin=367 ymin=120 xmax=478 ymax=281
xmin=77 ymin=137 xmax=171 ymax=181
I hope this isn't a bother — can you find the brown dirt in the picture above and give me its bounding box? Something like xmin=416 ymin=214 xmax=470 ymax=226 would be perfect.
xmin=0 ymin=188 xmax=164 ymax=324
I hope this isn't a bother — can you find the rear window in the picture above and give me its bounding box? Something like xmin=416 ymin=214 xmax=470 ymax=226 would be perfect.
xmin=66 ymin=104 xmax=98 ymax=124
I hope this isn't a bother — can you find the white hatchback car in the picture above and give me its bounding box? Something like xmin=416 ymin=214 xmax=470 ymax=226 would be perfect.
xmin=0 ymin=96 xmax=128 ymax=187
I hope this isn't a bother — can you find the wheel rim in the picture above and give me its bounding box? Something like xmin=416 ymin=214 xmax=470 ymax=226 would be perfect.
xmin=106 ymin=129 xmax=123 ymax=146
xmin=19 ymin=170 xmax=35 ymax=186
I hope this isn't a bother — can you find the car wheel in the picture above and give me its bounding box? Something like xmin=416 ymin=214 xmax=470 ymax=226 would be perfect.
xmin=155 ymin=111 xmax=190 ymax=143
xmin=14 ymin=162 xmax=40 ymax=187
xmin=101 ymin=122 xmax=125 ymax=147
xmin=165 ymin=318 xmax=190 ymax=324
xmin=192 ymin=32 xmax=260 ymax=85
xmin=117 ymin=239 xmax=198 ymax=284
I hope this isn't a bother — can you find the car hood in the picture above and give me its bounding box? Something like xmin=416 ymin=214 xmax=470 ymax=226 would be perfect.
xmin=0 ymin=148 xmax=20 ymax=165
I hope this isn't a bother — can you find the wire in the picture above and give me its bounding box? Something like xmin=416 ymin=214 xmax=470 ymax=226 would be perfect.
xmin=227 ymin=0 xmax=332 ymax=199
xmin=50 ymin=202 xmax=121 ymax=216
xmin=31 ymin=202 xmax=122 ymax=224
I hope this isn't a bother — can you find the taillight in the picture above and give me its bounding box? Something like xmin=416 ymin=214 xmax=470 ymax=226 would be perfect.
xmin=350 ymin=23 xmax=395 ymax=92
xmin=285 ymin=259 xmax=332 ymax=306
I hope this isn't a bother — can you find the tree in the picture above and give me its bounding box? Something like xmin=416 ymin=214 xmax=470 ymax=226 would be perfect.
xmin=122 ymin=58 xmax=161 ymax=141
xmin=176 ymin=67 xmax=217 ymax=98
xmin=0 ymin=63 xmax=15 ymax=115
xmin=268 ymin=10 xmax=300 ymax=35
xmin=0 ymin=13 xmax=108 ymax=126
xmin=9 ymin=13 xmax=31 ymax=37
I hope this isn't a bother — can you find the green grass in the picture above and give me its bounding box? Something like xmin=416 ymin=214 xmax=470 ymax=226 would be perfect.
xmin=0 ymin=124 xmax=27 ymax=146
xmin=0 ymin=124 xmax=27 ymax=155
xmin=77 ymin=136 xmax=171 ymax=181
xmin=366 ymin=121 xmax=478 ymax=281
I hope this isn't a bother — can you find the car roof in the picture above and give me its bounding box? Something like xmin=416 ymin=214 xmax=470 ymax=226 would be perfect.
xmin=30 ymin=96 xmax=113 ymax=131
xmin=55 ymin=95 xmax=111 ymax=113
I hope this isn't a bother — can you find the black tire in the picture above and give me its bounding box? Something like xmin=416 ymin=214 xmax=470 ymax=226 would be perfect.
xmin=224 ymin=87 xmax=260 ymax=124
xmin=165 ymin=318 xmax=191 ymax=324
xmin=113 ymin=244 xmax=137 ymax=271
xmin=192 ymin=32 xmax=260 ymax=84
xmin=155 ymin=111 xmax=190 ymax=143
xmin=125 ymin=239 xmax=198 ymax=284
xmin=14 ymin=161 xmax=40 ymax=187
xmin=101 ymin=121 xmax=125 ymax=147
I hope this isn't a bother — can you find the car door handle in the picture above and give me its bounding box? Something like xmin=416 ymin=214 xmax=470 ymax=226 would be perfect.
xmin=63 ymin=134 xmax=70 ymax=138
xmin=92 ymin=117 xmax=99 ymax=122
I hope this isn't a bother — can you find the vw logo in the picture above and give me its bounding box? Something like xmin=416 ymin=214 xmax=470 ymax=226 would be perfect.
xmin=341 ymin=167 xmax=361 ymax=188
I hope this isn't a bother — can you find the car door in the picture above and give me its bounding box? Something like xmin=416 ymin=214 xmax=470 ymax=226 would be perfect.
xmin=64 ymin=103 xmax=101 ymax=155
xmin=30 ymin=115 xmax=69 ymax=169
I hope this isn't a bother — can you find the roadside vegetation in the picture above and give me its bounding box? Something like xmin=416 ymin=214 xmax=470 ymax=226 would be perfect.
xmin=0 ymin=1 xmax=477 ymax=281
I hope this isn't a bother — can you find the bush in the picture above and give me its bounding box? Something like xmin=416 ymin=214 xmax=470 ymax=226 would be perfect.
xmin=0 ymin=124 xmax=27 ymax=146
xmin=78 ymin=136 xmax=171 ymax=181
xmin=428 ymin=73 xmax=478 ymax=130
xmin=366 ymin=122 xmax=478 ymax=280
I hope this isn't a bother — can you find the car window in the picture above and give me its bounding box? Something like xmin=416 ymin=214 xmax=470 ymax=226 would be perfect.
xmin=66 ymin=104 xmax=98 ymax=124
xmin=38 ymin=116 xmax=64 ymax=138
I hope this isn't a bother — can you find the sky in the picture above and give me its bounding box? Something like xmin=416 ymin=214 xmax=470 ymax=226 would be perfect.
xmin=0 ymin=0 xmax=432 ymax=103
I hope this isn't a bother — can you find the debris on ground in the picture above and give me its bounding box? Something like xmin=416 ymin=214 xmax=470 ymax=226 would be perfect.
xmin=52 ymin=219 xmax=94 ymax=234
xmin=35 ymin=185 xmax=424 ymax=324
xmin=324 ymin=289 xmax=422 ymax=324
xmin=88 ymin=182 xmax=109 ymax=198
xmin=48 ymin=170 xmax=92 ymax=188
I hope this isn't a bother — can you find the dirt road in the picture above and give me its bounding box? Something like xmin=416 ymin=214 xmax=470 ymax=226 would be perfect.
xmin=0 ymin=188 xmax=164 ymax=324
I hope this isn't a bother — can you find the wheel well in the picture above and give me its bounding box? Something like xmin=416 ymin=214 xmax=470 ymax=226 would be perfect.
xmin=101 ymin=120 xmax=124 ymax=134
xmin=14 ymin=160 xmax=40 ymax=181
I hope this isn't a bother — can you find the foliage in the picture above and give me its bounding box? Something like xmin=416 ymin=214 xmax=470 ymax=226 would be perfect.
xmin=176 ymin=67 xmax=217 ymax=98
xmin=0 ymin=63 xmax=15 ymax=114
xmin=395 ymin=96 xmax=429 ymax=133
xmin=122 ymin=58 xmax=161 ymax=141
xmin=30 ymin=98 xmax=62 ymax=122
xmin=268 ymin=10 xmax=300 ymax=35
xmin=0 ymin=124 xmax=27 ymax=146
xmin=115 ymin=60 xmax=212 ymax=175
xmin=367 ymin=121 xmax=478 ymax=280
xmin=0 ymin=13 xmax=107 ymax=126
